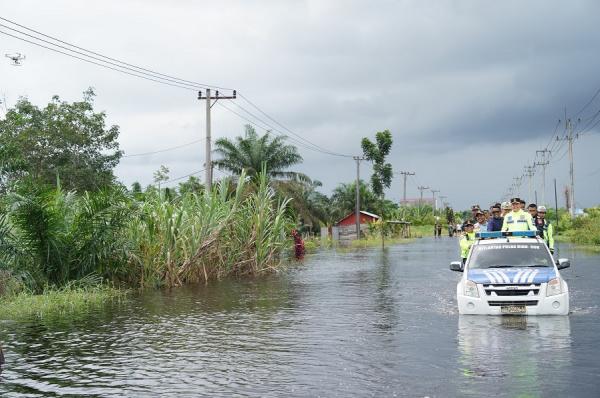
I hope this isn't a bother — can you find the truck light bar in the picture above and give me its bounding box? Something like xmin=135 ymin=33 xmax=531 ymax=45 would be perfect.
xmin=476 ymin=231 xmax=537 ymax=239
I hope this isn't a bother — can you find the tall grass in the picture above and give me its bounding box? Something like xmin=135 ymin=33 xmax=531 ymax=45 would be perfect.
xmin=127 ymin=171 xmax=292 ymax=287
xmin=0 ymin=170 xmax=293 ymax=293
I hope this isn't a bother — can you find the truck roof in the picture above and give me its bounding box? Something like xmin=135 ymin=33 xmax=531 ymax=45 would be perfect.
xmin=475 ymin=237 xmax=543 ymax=245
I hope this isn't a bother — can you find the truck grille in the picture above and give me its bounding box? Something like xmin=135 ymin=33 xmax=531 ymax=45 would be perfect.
xmin=483 ymin=283 xmax=540 ymax=297
xmin=488 ymin=300 xmax=539 ymax=307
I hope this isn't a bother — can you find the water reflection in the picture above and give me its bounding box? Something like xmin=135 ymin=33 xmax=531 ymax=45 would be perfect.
xmin=0 ymin=239 xmax=598 ymax=397
xmin=457 ymin=315 xmax=572 ymax=397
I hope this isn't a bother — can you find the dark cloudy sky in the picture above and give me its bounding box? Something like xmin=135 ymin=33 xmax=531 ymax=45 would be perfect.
xmin=1 ymin=0 xmax=599 ymax=209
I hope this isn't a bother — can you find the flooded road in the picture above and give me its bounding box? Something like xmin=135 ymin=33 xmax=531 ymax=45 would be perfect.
xmin=1 ymin=237 xmax=599 ymax=397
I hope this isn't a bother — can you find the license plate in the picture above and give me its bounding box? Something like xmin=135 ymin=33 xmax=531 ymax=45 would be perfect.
xmin=501 ymin=305 xmax=526 ymax=314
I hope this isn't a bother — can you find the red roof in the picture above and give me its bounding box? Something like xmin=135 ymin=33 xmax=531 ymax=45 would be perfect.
xmin=336 ymin=211 xmax=380 ymax=226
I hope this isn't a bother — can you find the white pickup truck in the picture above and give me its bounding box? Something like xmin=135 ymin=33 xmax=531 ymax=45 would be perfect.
xmin=450 ymin=231 xmax=570 ymax=315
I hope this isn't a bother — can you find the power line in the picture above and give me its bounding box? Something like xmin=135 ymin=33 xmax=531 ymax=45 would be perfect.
xmin=237 ymin=92 xmax=353 ymax=158
xmin=216 ymin=100 xmax=354 ymax=158
xmin=163 ymin=168 xmax=206 ymax=185
xmin=225 ymin=97 xmax=353 ymax=158
xmin=122 ymin=138 xmax=205 ymax=158
xmin=0 ymin=29 xmax=198 ymax=91
xmin=574 ymin=85 xmax=600 ymax=118
xmin=0 ymin=16 xmax=230 ymax=90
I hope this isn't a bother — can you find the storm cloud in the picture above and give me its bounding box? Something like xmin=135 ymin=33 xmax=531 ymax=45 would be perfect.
xmin=1 ymin=0 xmax=599 ymax=208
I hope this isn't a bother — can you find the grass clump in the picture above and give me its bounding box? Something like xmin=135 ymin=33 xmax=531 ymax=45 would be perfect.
xmin=556 ymin=207 xmax=600 ymax=246
xmin=0 ymin=282 xmax=127 ymax=320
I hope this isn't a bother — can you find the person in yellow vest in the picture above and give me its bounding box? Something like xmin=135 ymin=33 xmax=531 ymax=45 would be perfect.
xmin=502 ymin=197 xmax=536 ymax=232
xmin=460 ymin=221 xmax=476 ymax=265
xmin=535 ymin=206 xmax=555 ymax=254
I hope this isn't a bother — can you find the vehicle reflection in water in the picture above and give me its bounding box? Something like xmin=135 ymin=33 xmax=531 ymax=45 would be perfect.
xmin=457 ymin=315 xmax=572 ymax=397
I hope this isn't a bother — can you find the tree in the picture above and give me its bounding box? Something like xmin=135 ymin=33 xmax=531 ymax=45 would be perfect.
xmin=214 ymin=124 xmax=310 ymax=183
xmin=330 ymin=180 xmax=379 ymax=221
xmin=0 ymin=88 xmax=122 ymax=192
xmin=153 ymin=165 xmax=170 ymax=191
xmin=361 ymin=130 xmax=393 ymax=247
xmin=178 ymin=176 xmax=204 ymax=196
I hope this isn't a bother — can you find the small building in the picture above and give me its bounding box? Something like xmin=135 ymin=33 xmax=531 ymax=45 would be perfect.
xmin=336 ymin=211 xmax=380 ymax=227
xmin=334 ymin=211 xmax=380 ymax=241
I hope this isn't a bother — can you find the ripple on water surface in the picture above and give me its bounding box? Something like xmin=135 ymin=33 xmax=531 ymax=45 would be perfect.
xmin=1 ymin=238 xmax=599 ymax=397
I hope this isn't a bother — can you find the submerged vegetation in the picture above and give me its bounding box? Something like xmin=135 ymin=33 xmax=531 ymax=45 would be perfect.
xmin=0 ymin=282 xmax=126 ymax=320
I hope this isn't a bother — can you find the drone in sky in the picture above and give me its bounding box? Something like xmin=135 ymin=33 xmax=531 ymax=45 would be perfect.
xmin=5 ymin=52 xmax=26 ymax=66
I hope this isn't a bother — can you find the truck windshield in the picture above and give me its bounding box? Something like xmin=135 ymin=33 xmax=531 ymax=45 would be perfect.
xmin=468 ymin=243 xmax=553 ymax=269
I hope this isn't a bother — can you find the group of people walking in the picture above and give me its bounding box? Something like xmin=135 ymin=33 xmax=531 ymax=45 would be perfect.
xmin=459 ymin=197 xmax=555 ymax=264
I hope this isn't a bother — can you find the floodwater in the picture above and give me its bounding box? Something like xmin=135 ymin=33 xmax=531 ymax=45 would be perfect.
xmin=1 ymin=238 xmax=599 ymax=397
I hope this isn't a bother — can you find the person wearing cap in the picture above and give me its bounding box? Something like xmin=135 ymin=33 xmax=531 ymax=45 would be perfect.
xmin=487 ymin=204 xmax=504 ymax=231
xmin=536 ymin=206 xmax=555 ymax=253
xmin=470 ymin=205 xmax=481 ymax=222
xmin=501 ymin=201 xmax=512 ymax=217
xmin=460 ymin=221 xmax=476 ymax=265
xmin=502 ymin=197 xmax=536 ymax=232
xmin=474 ymin=211 xmax=488 ymax=232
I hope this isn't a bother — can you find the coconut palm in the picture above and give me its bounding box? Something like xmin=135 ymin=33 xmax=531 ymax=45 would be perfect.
xmin=213 ymin=125 xmax=310 ymax=183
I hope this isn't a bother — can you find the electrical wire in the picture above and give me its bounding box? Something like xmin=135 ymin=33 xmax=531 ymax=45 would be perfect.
xmin=573 ymin=85 xmax=600 ymax=118
xmin=216 ymin=100 xmax=354 ymax=158
xmin=122 ymin=138 xmax=205 ymax=158
xmin=0 ymin=16 xmax=231 ymax=90
xmin=0 ymin=29 xmax=197 ymax=91
xmin=237 ymin=91 xmax=353 ymax=158
xmin=1 ymin=16 xmax=356 ymax=163
xmin=224 ymin=98 xmax=353 ymax=158
xmin=162 ymin=168 xmax=206 ymax=185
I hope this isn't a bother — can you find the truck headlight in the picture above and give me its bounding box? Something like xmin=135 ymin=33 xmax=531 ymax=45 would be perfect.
xmin=546 ymin=278 xmax=562 ymax=297
xmin=464 ymin=280 xmax=479 ymax=298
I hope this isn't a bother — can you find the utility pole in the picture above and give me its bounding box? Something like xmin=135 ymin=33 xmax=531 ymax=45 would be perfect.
xmin=431 ymin=189 xmax=440 ymax=215
xmin=512 ymin=176 xmax=522 ymax=198
xmin=535 ymin=149 xmax=550 ymax=206
xmin=198 ymin=89 xmax=237 ymax=191
xmin=557 ymin=119 xmax=578 ymax=217
xmin=524 ymin=165 xmax=535 ymax=204
xmin=439 ymin=195 xmax=447 ymax=210
xmin=418 ymin=186 xmax=429 ymax=207
xmin=398 ymin=171 xmax=415 ymax=205
xmin=353 ymin=156 xmax=365 ymax=239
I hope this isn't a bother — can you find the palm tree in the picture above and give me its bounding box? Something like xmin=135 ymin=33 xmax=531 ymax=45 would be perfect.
xmin=330 ymin=180 xmax=379 ymax=221
xmin=214 ymin=125 xmax=310 ymax=183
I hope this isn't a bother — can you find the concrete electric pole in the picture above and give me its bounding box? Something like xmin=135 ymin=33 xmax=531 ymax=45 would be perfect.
xmin=353 ymin=156 xmax=365 ymax=238
xmin=431 ymin=189 xmax=440 ymax=214
xmin=512 ymin=176 xmax=522 ymax=198
xmin=439 ymin=195 xmax=447 ymax=210
xmin=198 ymin=89 xmax=236 ymax=191
xmin=418 ymin=186 xmax=429 ymax=207
xmin=535 ymin=149 xmax=551 ymax=206
xmin=557 ymin=119 xmax=578 ymax=217
xmin=398 ymin=171 xmax=415 ymax=205
xmin=524 ymin=165 xmax=535 ymax=204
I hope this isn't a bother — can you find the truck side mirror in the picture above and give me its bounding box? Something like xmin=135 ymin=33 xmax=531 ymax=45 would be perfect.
xmin=450 ymin=261 xmax=463 ymax=272
xmin=556 ymin=258 xmax=570 ymax=270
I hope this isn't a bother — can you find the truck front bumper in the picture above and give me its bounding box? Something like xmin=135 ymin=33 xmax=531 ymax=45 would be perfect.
xmin=457 ymin=289 xmax=569 ymax=315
